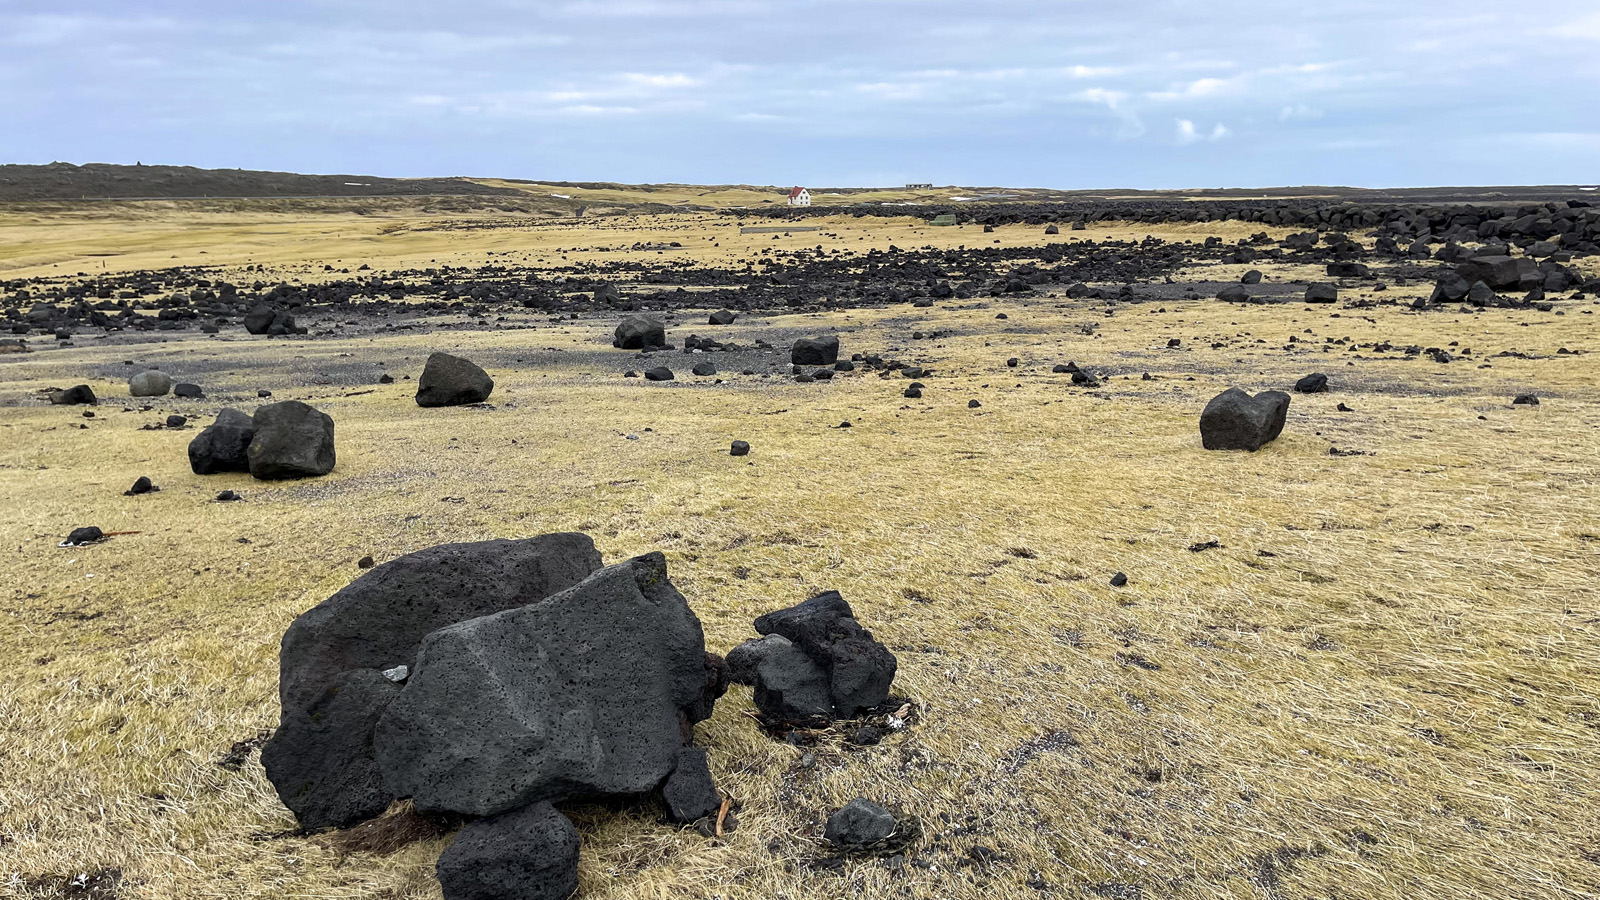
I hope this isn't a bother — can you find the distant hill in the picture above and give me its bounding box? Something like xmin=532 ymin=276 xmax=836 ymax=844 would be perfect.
xmin=0 ymin=162 xmax=524 ymax=201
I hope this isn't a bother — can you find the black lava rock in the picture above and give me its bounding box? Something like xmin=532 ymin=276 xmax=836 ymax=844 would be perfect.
xmin=188 ymin=408 xmax=255 ymax=474
xmin=1305 ymin=284 xmax=1338 ymax=304
xmin=791 ymin=336 xmax=840 ymax=366
xmin=248 ymin=400 xmax=335 ymax=480
xmin=691 ymin=362 xmax=717 ymax=377
xmin=1110 ymin=572 xmax=1128 ymax=587
xmin=751 ymin=591 xmax=897 ymax=720
xmin=173 ymin=382 xmax=204 ymax=399
xmin=50 ymin=385 xmax=97 ymax=405
xmin=644 ymin=366 xmax=675 ymax=381
xmin=166 ymin=415 xmax=187 ymax=428
xmin=1294 ymin=373 xmax=1329 ymax=394
xmin=125 ymin=476 xmax=157 ymax=496
xmin=708 ymin=309 xmax=737 ymax=326
xmin=416 ymin=352 xmax=494 ymax=407
xmin=266 ymin=534 xmax=601 ymax=828
xmin=614 ymin=316 xmax=666 ymax=349
xmin=1200 ymin=388 xmax=1290 ymax=452
xmin=64 ymin=526 xmax=104 ymax=546
xmin=373 ymin=553 xmax=719 ymax=817
xmin=1513 ymin=394 xmax=1540 ymax=406
xmin=730 ymin=440 xmax=750 ymax=456
xmin=825 ymin=798 xmax=897 ymax=849
xmin=435 ymin=802 xmax=580 ymax=900
xmin=662 ymin=746 xmax=721 ymax=823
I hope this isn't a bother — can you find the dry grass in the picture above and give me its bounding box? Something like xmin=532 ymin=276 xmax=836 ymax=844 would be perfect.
xmin=2 ymin=211 xmax=1599 ymax=900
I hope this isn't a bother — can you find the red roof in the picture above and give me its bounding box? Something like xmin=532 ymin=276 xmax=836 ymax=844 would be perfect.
xmin=788 ymin=186 xmax=806 ymax=199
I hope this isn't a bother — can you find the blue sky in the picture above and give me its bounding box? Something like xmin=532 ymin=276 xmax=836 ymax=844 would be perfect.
xmin=2 ymin=1 xmax=1597 ymax=188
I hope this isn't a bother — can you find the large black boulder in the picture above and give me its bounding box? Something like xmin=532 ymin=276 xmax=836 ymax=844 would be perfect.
xmin=260 ymin=669 xmax=402 ymax=830
xmin=374 ymin=552 xmax=717 ymax=816
xmin=248 ymin=400 xmax=335 ymax=480
xmin=752 ymin=641 xmax=834 ymax=720
xmin=49 ymin=385 xmax=96 ymax=405
xmin=266 ymin=535 xmax=602 ymax=828
xmin=1199 ymin=388 xmax=1290 ymax=451
xmin=1305 ymin=284 xmax=1338 ymax=304
xmin=1457 ymin=255 xmax=1532 ymax=290
xmin=245 ymin=303 xmax=297 ymax=336
xmin=188 ymin=408 xmax=255 ymax=474
xmin=708 ymin=309 xmax=737 ymax=326
xmin=435 ymin=802 xmax=580 ymax=900
xmin=1294 ymin=373 xmax=1329 ymax=394
xmin=613 ymin=316 xmax=665 ymax=349
xmin=416 ymin=352 xmax=494 ymax=407
xmin=791 ymin=336 xmax=840 ymax=366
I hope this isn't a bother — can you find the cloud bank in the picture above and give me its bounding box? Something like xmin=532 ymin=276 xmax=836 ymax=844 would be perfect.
xmin=1 ymin=1 xmax=1597 ymax=187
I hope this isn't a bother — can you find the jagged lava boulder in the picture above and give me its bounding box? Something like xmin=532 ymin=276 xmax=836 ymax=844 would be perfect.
xmin=791 ymin=336 xmax=840 ymax=366
xmin=416 ymin=352 xmax=494 ymax=407
xmin=613 ymin=316 xmax=665 ymax=349
xmin=245 ymin=303 xmax=297 ymax=336
xmin=188 ymin=408 xmax=255 ymax=474
xmin=743 ymin=591 xmax=897 ymax=721
xmin=247 ymin=400 xmax=335 ymax=480
xmin=374 ymin=552 xmax=723 ymax=817
xmin=264 ymin=534 xmax=602 ymax=829
xmin=1200 ymin=388 xmax=1290 ymax=451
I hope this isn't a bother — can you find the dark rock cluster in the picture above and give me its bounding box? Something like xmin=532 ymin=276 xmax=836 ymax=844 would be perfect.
xmin=263 ymin=535 xmax=732 ymax=900
xmin=188 ymin=401 xmax=335 ymax=480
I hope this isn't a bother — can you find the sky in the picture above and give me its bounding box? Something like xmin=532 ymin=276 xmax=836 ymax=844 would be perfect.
xmin=1 ymin=1 xmax=1598 ymax=189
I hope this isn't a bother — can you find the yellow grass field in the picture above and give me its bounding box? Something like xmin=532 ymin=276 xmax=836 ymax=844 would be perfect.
xmin=2 ymin=205 xmax=1598 ymax=900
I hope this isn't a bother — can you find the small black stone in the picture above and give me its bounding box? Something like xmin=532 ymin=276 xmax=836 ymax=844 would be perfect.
xmin=1110 ymin=572 xmax=1128 ymax=587
xmin=357 ymin=555 xmax=375 ymax=569
xmin=125 ymin=476 xmax=157 ymax=496
xmin=65 ymin=526 xmax=104 ymax=545
xmin=216 ymin=490 xmax=242 ymax=502
xmin=730 ymin=440 xmax=751 ymax=457
xmin=968 ymin=399 xmax=981 ymax=408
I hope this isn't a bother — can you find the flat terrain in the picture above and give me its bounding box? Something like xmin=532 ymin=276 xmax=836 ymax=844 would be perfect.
xmin=2 ymin=202 xmax=1599 ymax=900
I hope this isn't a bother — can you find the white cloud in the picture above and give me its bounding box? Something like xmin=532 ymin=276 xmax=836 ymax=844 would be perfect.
xmin=1177 ymin=119 xmax=1230 ymax=144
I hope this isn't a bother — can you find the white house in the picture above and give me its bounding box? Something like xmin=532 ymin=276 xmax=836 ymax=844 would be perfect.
xmin=787 ymin=186 xmax=811 ymax=207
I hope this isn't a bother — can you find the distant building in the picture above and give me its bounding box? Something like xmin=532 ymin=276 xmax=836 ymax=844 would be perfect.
xmin=787 ymin=186 xmax=811 ymax=206
xmin=906 ymin=183 xmax=933 ymax=189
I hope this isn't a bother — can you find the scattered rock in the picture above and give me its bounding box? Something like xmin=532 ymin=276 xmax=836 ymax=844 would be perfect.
xmin=1200 ymin=388 xmax=1290 ymax=452
xmin=166 ymin=415 xmax=187 ymax=428
xmin=825 ymin=798 xmax=898 ymax=850
xmin=1513 ymin=394 xmax=1540 ymax=406
xmin=245 ymin=303 xmax=297 ymax=336
xmin=188 ymin=408 xmax=255 ymax=474
xmin=730 ymin=440 xmax=750 ymax=457
xmin=1110 ymin=572 xmax=1128 ymax=587
xmin=173 ymin=382 xmax=204 ymax=399
xmin=1216 ymin=285 xmax=1250 ymax=303
xmin=1305 ymin=283 xmax=1338 ymax=304
xmin=416 ymin=352 xmax=494 ymax=407
xmin=358 ymin=555 xmax=375 ymax=569
xmin=434 ymin=802 xmax=580 ymax=900
xmin=614 ymin=316 xmax=666 ymax=349
xmin=662 ymin=747 xmax=721 ymax=824
xmin=125 ymin=476 xmax=157 ymax=496
xmin=1241 ymin=270 xmax=1262 ymax=285
xmin=50 ymin=385 xmax=96 ymax=405
xmin=791 ymin=336 xmax=840 ymax=366
xmin=129 ymin=370 xmax=172 ymax=397
xmin=725 ymin=634 xmax=791 ymax=685
xmin=644 ymin=366 xmax=675 ymax=381
xmin=63 ymin=526 xmax=104 ymax=546
xmin=216 ymin=490 xmax=242 ymax=502
xmin=248 ymin=400 xmax=336 ymax=480
xmin=750 ymin=591 xmax=897 ymax=721
xmin=692 ymin=362 xmax=717 ymax=377
xmin=708 ymin=309 xmax=737 ymax=326
xmin=968 ymin=399 xmax=981 ymax=408
xmin=1294 ymin=373 xmax=1329 ymax=394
